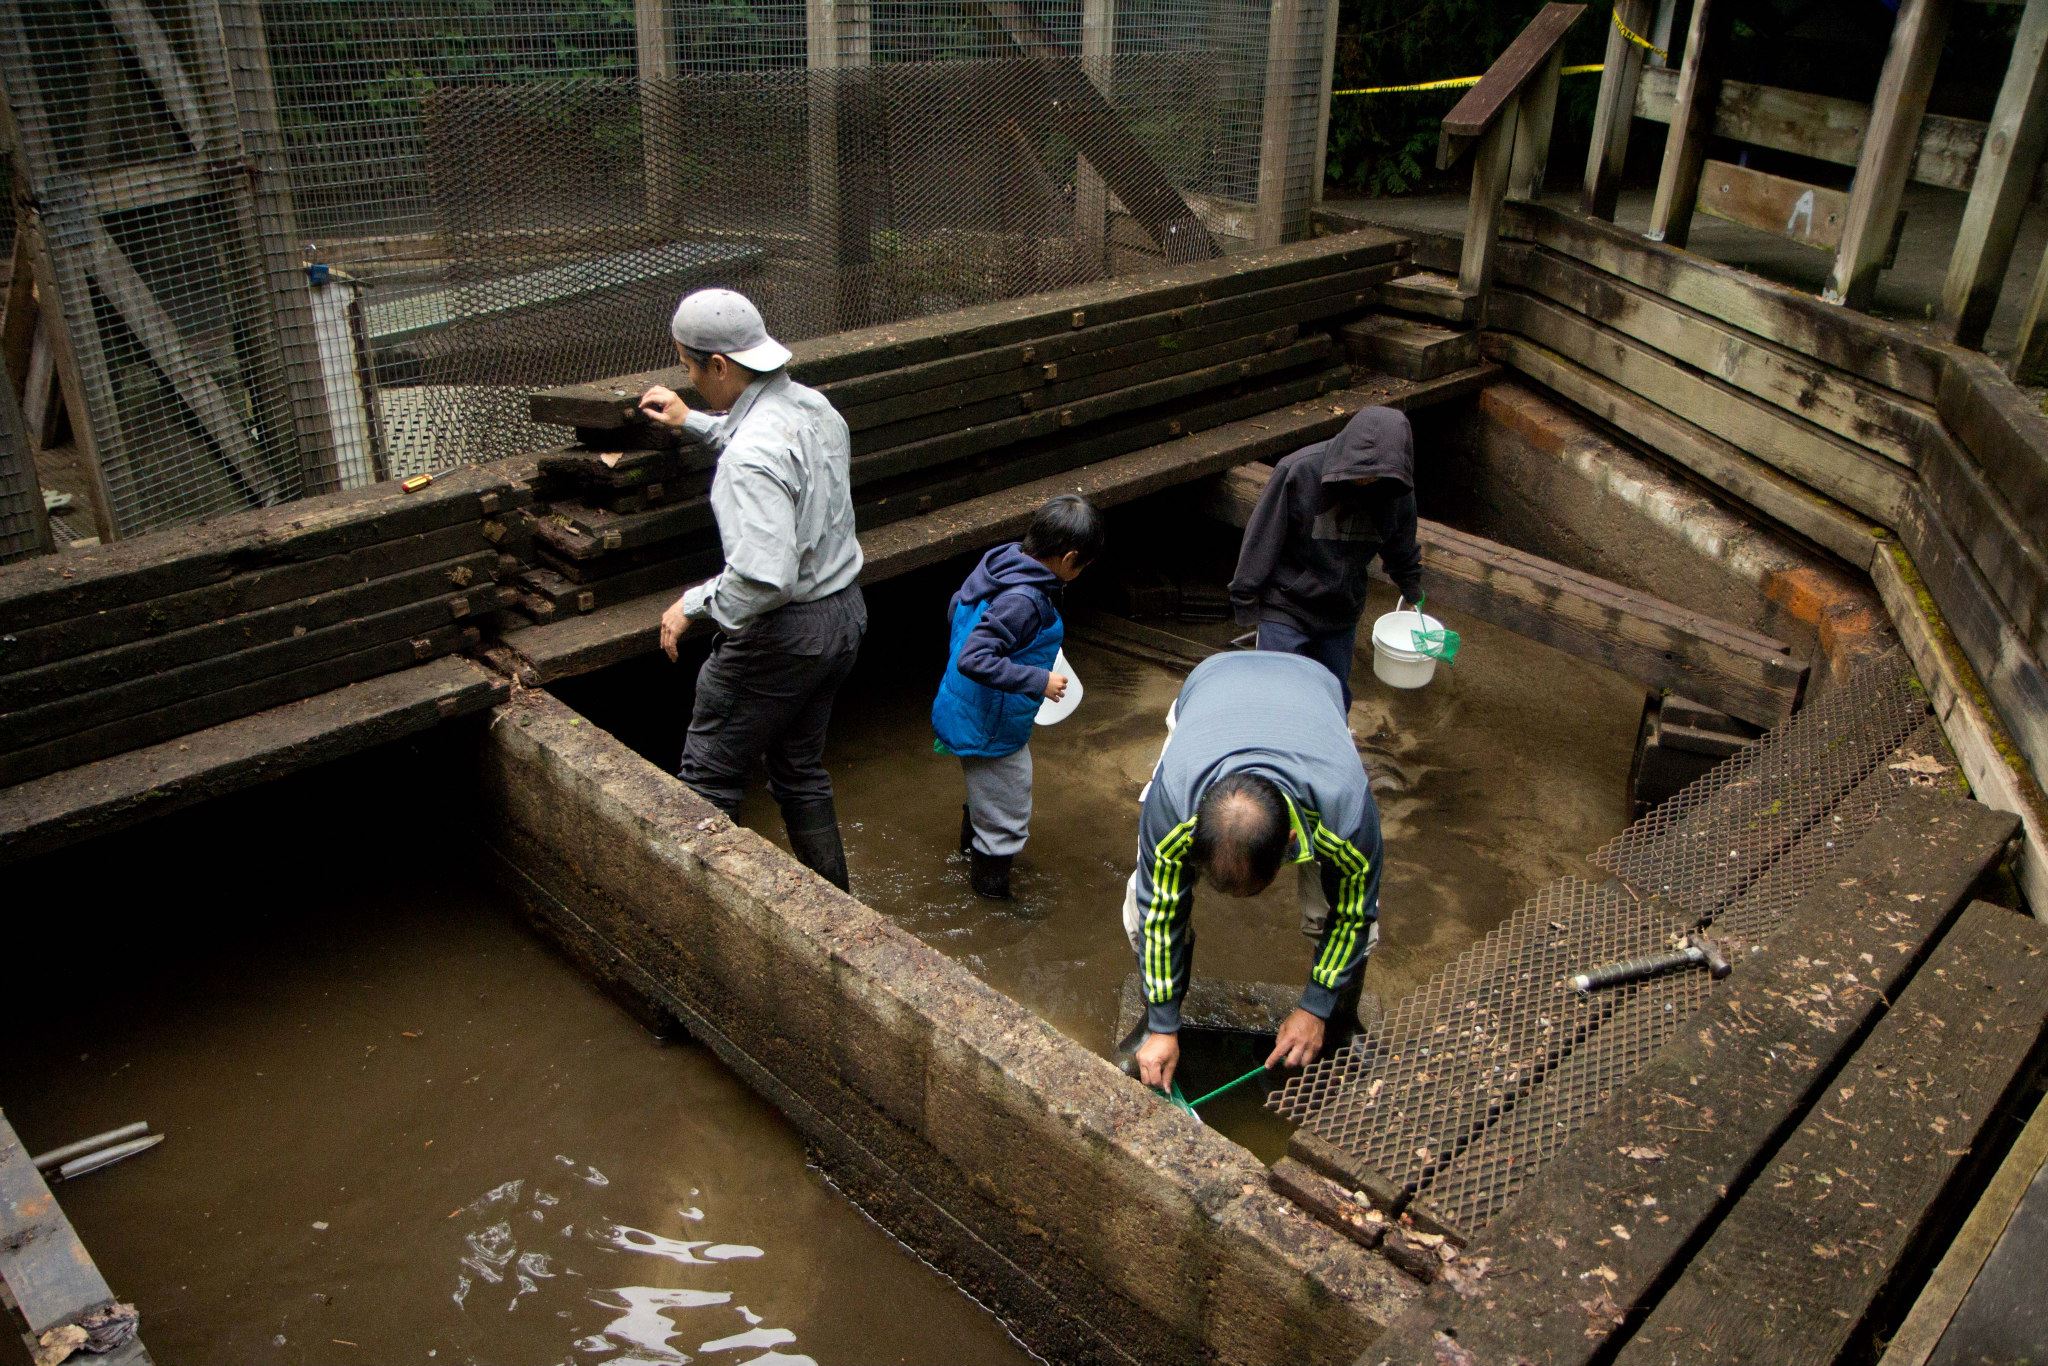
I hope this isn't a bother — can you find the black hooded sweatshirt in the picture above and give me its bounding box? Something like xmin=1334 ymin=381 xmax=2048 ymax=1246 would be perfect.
xmin=1228 ymin=405 xmax=1423 ymax=634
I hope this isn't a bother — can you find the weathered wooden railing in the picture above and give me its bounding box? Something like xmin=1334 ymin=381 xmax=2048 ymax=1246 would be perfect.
xmin=1433 ymin=2 xmax=1585 ymax=322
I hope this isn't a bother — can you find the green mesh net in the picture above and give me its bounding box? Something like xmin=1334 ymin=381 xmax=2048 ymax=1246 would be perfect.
xmin=1410 ymin=626 xmax=1461 ymax=663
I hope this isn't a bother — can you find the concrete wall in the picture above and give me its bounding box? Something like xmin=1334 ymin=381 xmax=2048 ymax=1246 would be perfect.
xmin=1434 ymin=381 xmax=1892 ymax=683
xmin=473 ymin=688 xmax=1421 ymax=1366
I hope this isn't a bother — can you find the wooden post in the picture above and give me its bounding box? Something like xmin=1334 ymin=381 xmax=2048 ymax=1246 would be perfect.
xmin=1459 ymin=110 xmax=1517 ymax=318
xmin=1507 ymin=46 xmax=1563 ymax=201
xmin=1075 ymin=0 xmax=1115 ymax=264
xmin=1825 ymin=0 xmax=1951 ymax=309
xmin=1583 ymin=0 xmax=1654 ymax=219
xmin=1645 ymin=0 xmax=1727 ymax=248
xmin=807 ymin=0 xmax=872 ymax=329
xmin=1254 ymin=0 xmax=1306 ymax=246
xmin=2015 ymin=235 xmax=2048 ymax=384
xmin=215 ymin=0 xmax=342 ymax=496
xmin=637 ymin=0 xmax=678 ymax=237
xmin=1937 ymin=0 xmax=2048 ymax=347
xmin=1647 ymin=0 xmax=1676 ymax=66
xmin=1310 ymin=0 xmax=1340 ymax=208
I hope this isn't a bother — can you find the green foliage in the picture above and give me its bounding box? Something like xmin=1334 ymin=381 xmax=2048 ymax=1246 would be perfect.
xmin=1322 ymin=0 xmax=1613 ymax=197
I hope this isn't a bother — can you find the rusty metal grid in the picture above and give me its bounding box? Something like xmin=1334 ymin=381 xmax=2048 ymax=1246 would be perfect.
xmin=1592 ymin=652 xmax=1929 ymax=948
xmin=1272 ymin=653 xmax=1943 ymax=1237
xmin=1272 ymin=878 xmax=1697 ymax=1204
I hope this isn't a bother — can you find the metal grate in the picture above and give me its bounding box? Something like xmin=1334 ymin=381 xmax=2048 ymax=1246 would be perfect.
xmin=3 ymin=0 xmax=1329 ymax=538
xmin=1273 ymin=653 xmax=1946 ymax=1237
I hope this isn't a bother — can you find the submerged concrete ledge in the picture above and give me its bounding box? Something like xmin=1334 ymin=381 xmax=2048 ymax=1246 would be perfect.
xmin=473 ymin=688 xmax=1421 ymax=1366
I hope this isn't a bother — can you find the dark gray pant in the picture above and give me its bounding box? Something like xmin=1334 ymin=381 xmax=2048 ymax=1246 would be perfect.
xmin=679 ymin=587 xmax=866 ymax=817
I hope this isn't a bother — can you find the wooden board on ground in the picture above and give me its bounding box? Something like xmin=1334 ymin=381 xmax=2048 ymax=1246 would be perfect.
xmin=497 ymin=367 xmax=1500 ymax=684
xmin=0 ymin=1110 xmax=152 ymax=1365
xmin=1695 ymin=159 xmax=1852 ymax=253
xmin=1613 ymin=901 xmax=2048 ymax=1366
xmin=1360 ymin=790 xmax=2021 ymax=1366
xmin=1205 ymin=464 xmax=1807 ymax=727
xmin=1338 ymin=316 xmax=1479 ymax=381
xmin=0 ymin=655 xmax=507 ymax=866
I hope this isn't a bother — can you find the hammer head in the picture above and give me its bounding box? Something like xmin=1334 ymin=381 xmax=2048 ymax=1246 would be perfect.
xmin=1691 ymin=934 xmax=1732 ymax=979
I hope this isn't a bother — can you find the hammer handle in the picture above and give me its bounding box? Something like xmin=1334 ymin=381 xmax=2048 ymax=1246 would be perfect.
xmin=1571 ymin=946 xmax=1700 ymax=993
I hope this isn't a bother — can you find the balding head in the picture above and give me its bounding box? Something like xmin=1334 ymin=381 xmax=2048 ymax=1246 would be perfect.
xmin=1191 ymin=772 xmax=1291 ymax=897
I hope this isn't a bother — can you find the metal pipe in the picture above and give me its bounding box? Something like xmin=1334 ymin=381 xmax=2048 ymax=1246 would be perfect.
xmin=31 ymin=1121 xmax=149 ymax=1171
xmin=56 ymin=1134 xmax=163 ymax=1180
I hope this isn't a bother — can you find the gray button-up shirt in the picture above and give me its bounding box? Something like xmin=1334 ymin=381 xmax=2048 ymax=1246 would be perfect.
xmin=679 ymin=371 xmax=863 ymax=635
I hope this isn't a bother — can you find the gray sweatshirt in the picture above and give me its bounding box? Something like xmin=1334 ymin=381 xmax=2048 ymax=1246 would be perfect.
xmin=680 ymin=371 xmax=863 ymax=634
xmin=1131 ymin=651 xmax=1383 ymax=1032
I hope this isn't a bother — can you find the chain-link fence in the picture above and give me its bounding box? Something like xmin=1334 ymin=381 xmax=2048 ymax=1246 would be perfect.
xmin=3 ymin=0 xmax=1331 ymax=539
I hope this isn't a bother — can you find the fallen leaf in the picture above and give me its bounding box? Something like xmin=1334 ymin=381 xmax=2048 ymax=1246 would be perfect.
xmin=1618 ymin=1144 xmax=1668 ymax=1162
xmin=1610 ymin=1224 xmax=1632 ymax=1241
xmin=1889 ymin=754 xmax=1949 ymax=776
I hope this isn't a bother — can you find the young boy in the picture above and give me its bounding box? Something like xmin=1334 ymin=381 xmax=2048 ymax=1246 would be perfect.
xmin=931 ymin=494 xmax=1106 ymax=898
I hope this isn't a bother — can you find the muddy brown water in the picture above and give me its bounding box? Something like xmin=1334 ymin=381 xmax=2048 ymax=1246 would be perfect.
xmin=705 ymin=573 xmax=1644 ymax=1161
xmin=0 ymin=766 xmax=1036 ymax=1366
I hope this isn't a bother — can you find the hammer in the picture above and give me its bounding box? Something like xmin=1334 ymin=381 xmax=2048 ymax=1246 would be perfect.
xmin=1570 ymin=934 xmax=1731 ymax=994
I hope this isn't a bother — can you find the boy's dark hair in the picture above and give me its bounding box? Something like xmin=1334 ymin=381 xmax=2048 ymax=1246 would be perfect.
xmin=1190 ymin=772 xmax=1291 ymax=896
xmin=1021 ymin=493 xmax=1105 ymax=566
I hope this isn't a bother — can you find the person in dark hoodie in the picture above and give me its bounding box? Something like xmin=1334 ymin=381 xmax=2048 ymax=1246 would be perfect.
xmin=1227 ymin=405 xmax=1423 ymax=708
xmin=931 ymin=495 xmax=1105 ymax=898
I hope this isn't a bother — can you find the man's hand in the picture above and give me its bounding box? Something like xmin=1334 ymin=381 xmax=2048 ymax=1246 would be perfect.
xmin=1135 ymin=1031 xmax=1180 ymax=1091
xmin=1265 ymin=1008 xmax=1326 ymax=1070
xmin=1043 ymin=672 xmax=1069 ymax=702
xmin=659 ymin=596 xmax=692 ymax=662
xmin=639 ymin=384 xmax=691 ymax=429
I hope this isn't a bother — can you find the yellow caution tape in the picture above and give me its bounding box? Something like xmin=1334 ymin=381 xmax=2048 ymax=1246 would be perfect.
xmin=1333 ymin=63 xmax=1602 ymax=97
xmin=1610 ymin=9 xmax=1669 ymax=61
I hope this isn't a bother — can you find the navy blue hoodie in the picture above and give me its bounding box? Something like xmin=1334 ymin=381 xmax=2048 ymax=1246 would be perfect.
xmin=946 ymin=543 xmax=1064 ymax=695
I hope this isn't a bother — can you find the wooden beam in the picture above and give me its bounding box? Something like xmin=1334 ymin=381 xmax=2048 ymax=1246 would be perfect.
xmin=1254 ymin=0 xmax=1306 ymax=247
xmin=1695 ymin=159 xmax=1852 ymax=253
xmin=1635 ymin=66 xmax=2048 ymax=202
xmin=1361 ymin=792 xmax=2023 ymax=1366
xmin=83 ymin=222 xmax=286 ymax=506
xmin=0 ymin=345 xmax=54 ymax=563
xmin=1074 ymin=0 xmax=1115 ymax=261
xmin=637 ymin=0 xmax=678 ymax=234
xmin=1614 ymin=903 xmax=2048 ymax=1366
xmin=101 ymin=0 xmax=208 ymax=149
xmin=1309 ymin=0 xmax=1340 ymax=207
xmin=1439 ymin=3 xmax=1584 ymax=163
xmin=1500 ymin=240 xmax=1937 ymax=471
xmin=1827 ymin=0 xmax=1952 ymax=309
xmin=1646 ymin=0 xmax=1727 ymax=248
xmin=1503 ymin=201 xmax=1948 ymax=402
xmin=1939 ymin=0 xmax=2048 ymax=346
xmin=1491 ymin=287 xmax=1917 ymax=527
xmin=1457 ymin=112 xmax=1516 ymax=315
xmin=1481 ymin=331 xmax=1885 ymax=569
xmin=2016 ymin=234 xmax=2048 ymax=383
xmin=1206 ymin=464 xmax=1807 ymax=726
xmin=0 ymin=1111 xmax=154 ymax=1364
xmin=1506 ymin=45 xmax=1564 ymax=202
xmin=1582 ymin=0 xmax=1654 ymax=219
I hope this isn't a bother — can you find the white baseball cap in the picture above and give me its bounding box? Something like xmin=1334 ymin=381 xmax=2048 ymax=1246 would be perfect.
xmin=669 ymin=288 xmax=792 ymax=372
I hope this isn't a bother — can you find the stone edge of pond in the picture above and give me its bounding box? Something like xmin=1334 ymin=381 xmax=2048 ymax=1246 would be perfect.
xmin=472 ymin=689 xmax=1423 ymax=1366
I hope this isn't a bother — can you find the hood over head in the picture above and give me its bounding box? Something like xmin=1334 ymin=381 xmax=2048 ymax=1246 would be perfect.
xmin=954 ymin=541 xmax=1061 ymax=609
xmin=1315 ymin=405 xmax=1414 ymax=489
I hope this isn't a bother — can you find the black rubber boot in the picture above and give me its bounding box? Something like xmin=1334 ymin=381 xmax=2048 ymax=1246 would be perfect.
xmin=782 ymin=798 xmax=851 ymax=893
xmin=967 ymin=848 xmax=1013 ymax=899
xmin=959 ymin=803 xmax=974 ymax=855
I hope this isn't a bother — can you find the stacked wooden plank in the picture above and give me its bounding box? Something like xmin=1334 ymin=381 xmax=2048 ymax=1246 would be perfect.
xmin=0 ymin=462 xmax=531 ymax=787
xmin=512 ymin=228 xmax=1415 ymax=621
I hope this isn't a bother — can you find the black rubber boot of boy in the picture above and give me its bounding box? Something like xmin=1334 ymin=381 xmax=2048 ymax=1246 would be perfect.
xmin=968 ymin=849 xmax=1013 ymax=899
xmin=782 ymin=798 xmax=851 ymax=893
xmin=959 ymin=804 xmax=974 ymax=855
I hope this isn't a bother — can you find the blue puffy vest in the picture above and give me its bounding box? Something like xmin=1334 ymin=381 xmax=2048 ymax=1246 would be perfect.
xmin=930 ymin=588 xmax=1063 ymax=758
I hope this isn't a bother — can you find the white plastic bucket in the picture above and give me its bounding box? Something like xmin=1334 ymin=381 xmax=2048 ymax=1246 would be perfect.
xmin=1371 ymin=599 xmax=1444 ymax=690
xmin=1035 ymin=649 xmax=1084 ymax=725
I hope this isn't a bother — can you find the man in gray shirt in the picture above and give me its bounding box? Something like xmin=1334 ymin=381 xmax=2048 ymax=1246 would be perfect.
xmin=639 ymin=288 xmax=866 ymax=891
xmin=1121 ymin=651 xmax=1383 ymax=1090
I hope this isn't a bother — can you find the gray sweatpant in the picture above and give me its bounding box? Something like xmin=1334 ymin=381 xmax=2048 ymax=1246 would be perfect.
xmin=961 ymin=745 xmax=1032 ymax=857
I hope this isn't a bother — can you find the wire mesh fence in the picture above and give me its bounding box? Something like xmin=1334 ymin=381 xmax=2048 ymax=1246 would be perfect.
xmin=3 ymin=0 xmax=1331 ymax=538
